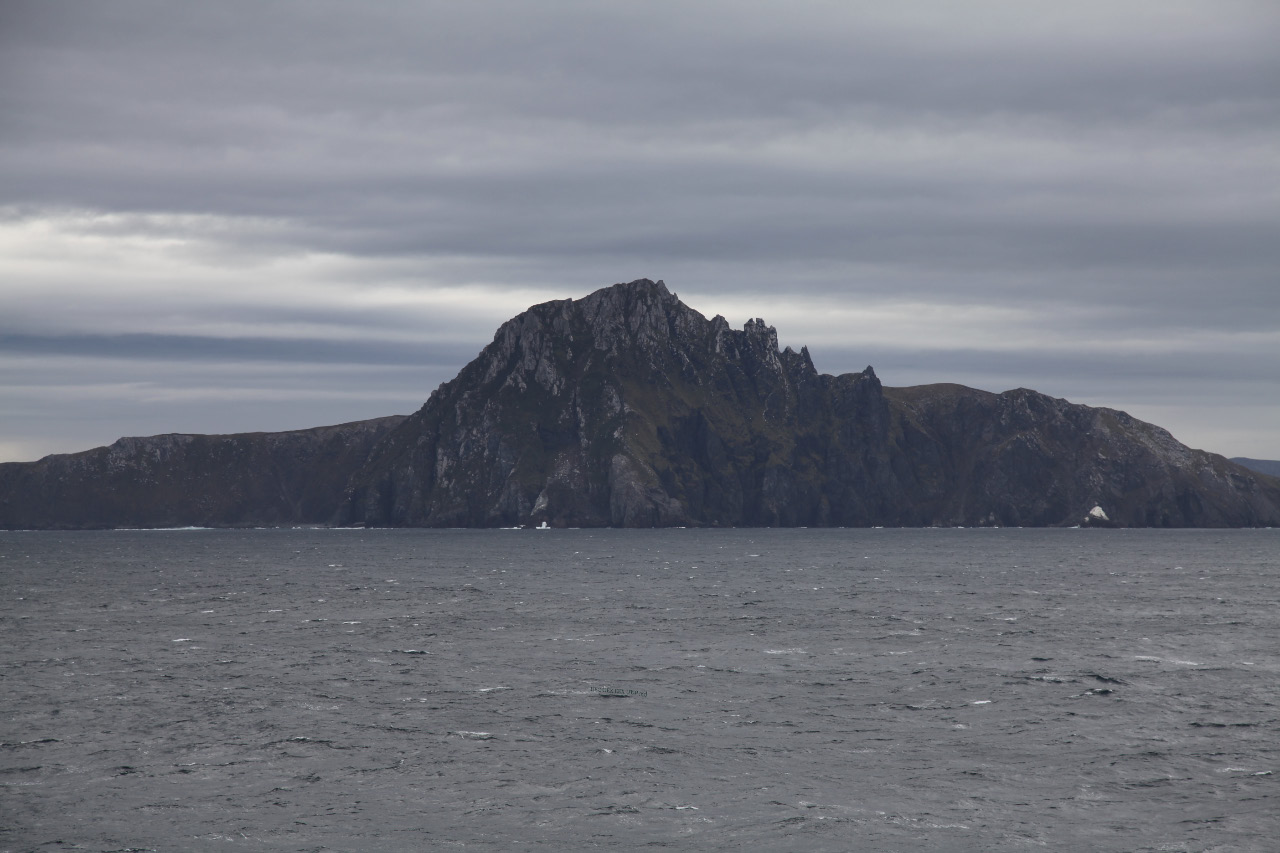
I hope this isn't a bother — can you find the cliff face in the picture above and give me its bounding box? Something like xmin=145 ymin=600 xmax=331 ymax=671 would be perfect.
xmin=0 ymin=416 xmax=404 ymax=529
xmin=339 ymin=279 xmax=891 ymax=527
xmin=337 ymin=279 xmax=1280 ymax=528
xmin=884 ymin=385 xmax=1280 ymax=527
xmin=3 ymin=279 xmax=1276 ymax=529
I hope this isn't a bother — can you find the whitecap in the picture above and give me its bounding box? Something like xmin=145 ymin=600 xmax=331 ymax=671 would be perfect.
xmin=1134 ymin=655 xmax=1200 ymax=666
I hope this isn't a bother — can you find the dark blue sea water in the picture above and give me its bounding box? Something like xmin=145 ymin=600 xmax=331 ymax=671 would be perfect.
xmin=3 ymin=528 xmax=1277 ymax=851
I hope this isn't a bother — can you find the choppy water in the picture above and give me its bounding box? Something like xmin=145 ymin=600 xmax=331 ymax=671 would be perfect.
xmin=3 ymin=528 xmax=1278 ymax=852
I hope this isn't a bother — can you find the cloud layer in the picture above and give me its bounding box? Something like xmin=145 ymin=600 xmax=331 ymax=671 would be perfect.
xmin=2 ymin=1 xmax=1278 ymax=461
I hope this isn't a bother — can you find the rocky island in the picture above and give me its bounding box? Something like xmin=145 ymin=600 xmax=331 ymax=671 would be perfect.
xmin=3 ymin=279 xmax=1278 ymax=528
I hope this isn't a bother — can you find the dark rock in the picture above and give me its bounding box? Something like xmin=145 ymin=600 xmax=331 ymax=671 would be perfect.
xmin=4 ymin=279 xmax=1278 ymax=529
xmin=336 ymin=280 xmax=1280 ymax=528
xmin=0 ymin=417 xmax=404 ymax=529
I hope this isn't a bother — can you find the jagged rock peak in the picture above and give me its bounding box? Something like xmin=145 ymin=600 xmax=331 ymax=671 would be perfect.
xmin=492 ymin=278 xmax=792 ymax=358
xmin=574 ymin=278 xmax=686 ymax=349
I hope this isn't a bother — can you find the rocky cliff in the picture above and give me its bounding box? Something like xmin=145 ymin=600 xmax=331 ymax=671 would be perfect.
xmin=3 ymin=279 xmax=1277 ymax=529
xmin=336 ymin=280 xmax=1280 ymax=528
xmin=0 ymin=416 xmax=404 ymax=529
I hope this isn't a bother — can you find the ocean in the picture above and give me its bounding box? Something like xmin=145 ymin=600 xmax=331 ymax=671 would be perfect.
xmin=3 ymin=528 xmax=1277 ymax=851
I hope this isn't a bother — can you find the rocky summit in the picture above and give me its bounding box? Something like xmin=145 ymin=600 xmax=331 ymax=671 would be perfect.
xmin=3 ymin=279 xmax=1279 ymax=529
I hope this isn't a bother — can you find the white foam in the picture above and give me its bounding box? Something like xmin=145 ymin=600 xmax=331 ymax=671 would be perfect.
xmin=972 ymin=700 xmax=992 ymax=705
xmin=1134 ymin=655 xmax=1200 ymax=666
xmin=764 ymin=648 xmax=806 ymax=654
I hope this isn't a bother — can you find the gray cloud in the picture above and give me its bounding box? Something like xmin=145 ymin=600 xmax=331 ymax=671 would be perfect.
xmin=1 ymin=0 xmax=1278 ymax=460
xmin=0 ymin=331 xmax=477 ymax=368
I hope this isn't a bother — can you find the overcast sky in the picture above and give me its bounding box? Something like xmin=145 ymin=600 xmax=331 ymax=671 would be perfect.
xmin=2 ymin=1 xmax=1278 ymax=463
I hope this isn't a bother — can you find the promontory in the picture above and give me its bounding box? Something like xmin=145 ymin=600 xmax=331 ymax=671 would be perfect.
xmin=3 ymin=279 xmax=1277 ymax=529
